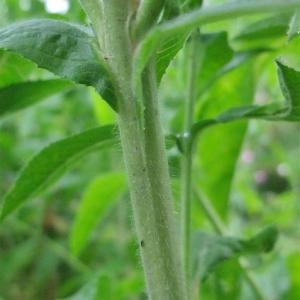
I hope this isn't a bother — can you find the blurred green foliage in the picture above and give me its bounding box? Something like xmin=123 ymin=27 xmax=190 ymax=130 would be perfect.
xmin=0 ymin=1 xmax=299 ymax=300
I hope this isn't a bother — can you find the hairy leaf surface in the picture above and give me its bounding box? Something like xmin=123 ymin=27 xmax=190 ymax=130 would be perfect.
xmin=0 ymin=19 xmax=117 ymax=108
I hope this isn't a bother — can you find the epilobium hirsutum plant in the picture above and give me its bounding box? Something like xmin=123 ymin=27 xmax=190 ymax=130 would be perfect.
xmin=0 ymin=0 xmax=300 ymax=299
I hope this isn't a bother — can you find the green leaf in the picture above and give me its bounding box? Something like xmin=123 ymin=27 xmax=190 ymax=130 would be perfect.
xmin=234 ymin=14 xmax=291 ymax=41
xmin=134 ymin=0 xmax=300 ymax=77
xmin=277 ymin=60 xmax=300 ymax=110
xmin=288 ymin=9 xmax=300 ymax=41
xmin=0 ymin=79 xmax=73 ymax=117
xmin=156 ymin=33 xmax=188 ymax=83
xmin=198 ymin=32 xmax=271 ymax=96
xmin=0 ymin=50 xmax=35 ymax=88
xmin=59 ymin=276 xmax=101 ymax=300
xmin=0 ymin=19 xmax=117 ymax=109
xmin=192 ymin=226 xmax=278 ymax=281
xmin=155 ymin=0 xmax=206 ymax=82
xmin=182 ymin=0 xmax=203 ymax=12
xmin=287 ymin=252 xmax=300 ymax=299
xmin=196 ymin=63 xmax=254 ymax=217
xmin=0 ymin=125 xmax=117 ymax=221
xmin=197 ymin=32 xmax=233 ymax=94
xmin=70 ymin=172 xmax=127 ymax=256
xmin=192 ymin=61 xmax=300 ymax=135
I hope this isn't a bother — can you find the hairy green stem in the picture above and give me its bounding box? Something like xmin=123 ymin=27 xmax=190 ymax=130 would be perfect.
xmin=85 ymin=1 xmax=187 ymax=299
xmin=194 ymin=189 xmax=268 ymax=300
xmin=79 ymin=0 xmax=103 ymax=44
xmin=180 ymin=31 xmax=202 ymax=283
xmin=141 ymin=59 xmax=187 ymax=299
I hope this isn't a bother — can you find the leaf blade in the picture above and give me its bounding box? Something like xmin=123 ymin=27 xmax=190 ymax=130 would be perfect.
xmin=70 ymin=172 xmax=127 ymax=256
xmin=0 ymin=79 xmax=73 ymax=117
xmin=192 ymin=226 xmax=278 ymax=281
xmin=0 ymin=19 xmax=117 ymax=109
xmin=0 ymin=125 xmax=117 ymax=220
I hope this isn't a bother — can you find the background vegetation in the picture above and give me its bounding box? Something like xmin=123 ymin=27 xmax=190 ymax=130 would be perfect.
xmin=0 ymin=0 xmax=299 ymax=299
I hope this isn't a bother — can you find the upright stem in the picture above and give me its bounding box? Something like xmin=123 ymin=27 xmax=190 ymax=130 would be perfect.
xmin=140 ymin=59 xmax=187 ymax=299
xmin=180 ymin=31 xmax=202 ymax=281
xmin=89 ymin=1 xmax=187 ymax=299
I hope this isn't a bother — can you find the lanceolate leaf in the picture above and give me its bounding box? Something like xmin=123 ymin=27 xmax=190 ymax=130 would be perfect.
xmin=0 ymin=125 xmax=117 ymax=221
xmin=196 ymin=63 xmax=254 ymax=217
xmin=70 ymin=172 xmax=127 ymax=256
xmin=0 ymin=79 xmax=73 ymax=117
xmin=0 ymin=19 xmax=117 ymax=109
xmin=192 ymin=226 xmax=278 ymax=281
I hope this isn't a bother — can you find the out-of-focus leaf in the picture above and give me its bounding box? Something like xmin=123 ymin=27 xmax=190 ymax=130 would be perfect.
xmin=182 ymin=0 xmax=203 ymax=12
xmin=172 ymin=32 xmax=265 ymax=137
xmin=134 ymin=0 xmax=300 ymax=79
xmin=288 ymin=9 xmax=300 ymax=41
xmin=0 ymin=79 xmax=73 ymax=117
xmin=164 ymin=0 xmax=180 ymax=20
xmin=192 ymin=226 xmax=278 ymax=281
xmin=287 ymin=252 xmax=300 ymax=299
xmin=70 ymin=172 xmax=127 ymax=256
xmin=0 ymin=50 xmax=35 ymax=88
xmin=197 ymin=32 xmax=267 ymax=96
xmin=192 ymin=61 xmax=300 ymax=137
xmin=91 ymin=88 xmax=116 ymax=125
xmin=0 ymin=238 xmax=37 ymax=284
xmin=59 ymin=276 xmax=101 ymax=300
xmin=196 ymin=63 xmax=254 ymax=217
xmin=0 ymin=19 xmax=117 ymax=109
xmin=234 ymin=14 xmax=291 ymax=41
xmin=197 ymin=32 xmax=233 ymax=94
xmin=0 ymin=125 xmax=117 ymax=220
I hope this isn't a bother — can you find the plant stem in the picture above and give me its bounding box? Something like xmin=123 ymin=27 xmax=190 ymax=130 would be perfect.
xmin=180 ymin=31 xmax=202 ymax=282
xmin=88 ymin=1 xmax=187 ymax=299
xmin=141 ymin=59 xmax=187 ymax=299
xmin=194 ymin=189 xmax=268 ymax=300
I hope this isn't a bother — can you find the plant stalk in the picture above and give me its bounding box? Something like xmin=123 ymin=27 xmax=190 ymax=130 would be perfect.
xmin=180 ymin=31 xmax=202 ymax=282
xmin=90 ymin=1 xmax=187 ymax=299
